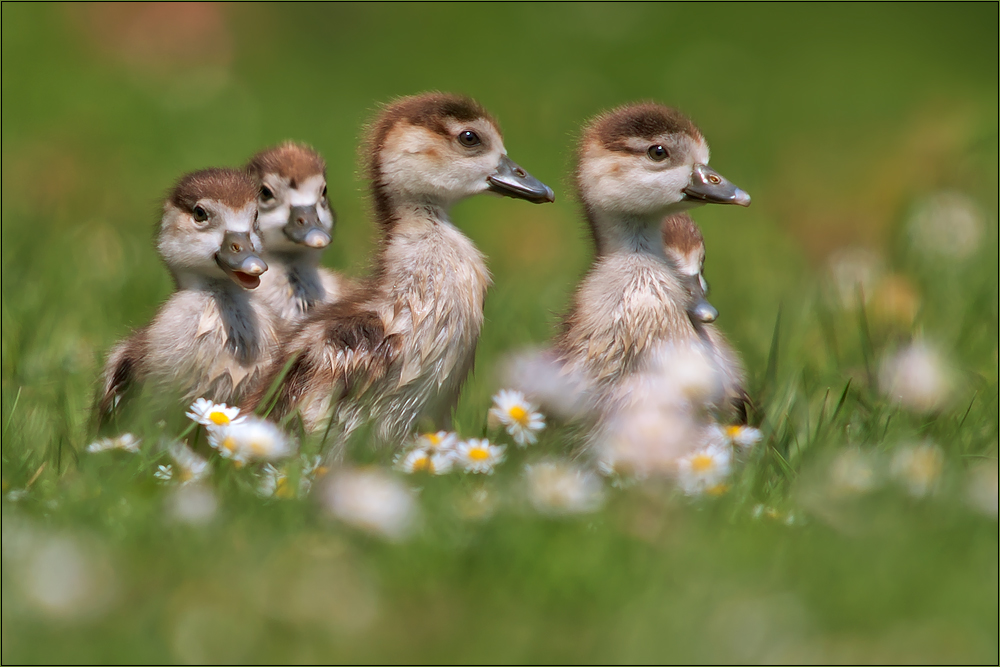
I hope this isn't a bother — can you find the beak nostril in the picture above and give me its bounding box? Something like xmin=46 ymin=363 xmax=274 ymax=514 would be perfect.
xmin=514 ymin=167 xmax=526 ymax=178
xmin=297 ymin=218 xmax=305 ymax=225
xmin=231 ymin=243 xmax=241 ymax=253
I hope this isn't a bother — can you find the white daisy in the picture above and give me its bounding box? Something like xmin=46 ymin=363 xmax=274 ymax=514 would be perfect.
xmin=207 ymin=417 xmax=295 ymax=464
xmin=889 ymin=443 xmax=944 ymax=497
xmin=829 ymin=448 xmax=880 ymax=496
xmin=413 ymin=431 xmax=459 ymax=451
xmin=488 ymin=389 xmax=545 ymax=447
xmin=185 ymin=398 xmax=244 ymax=428
xmin=153 ymin=464 xmax=173 ymax=483
xmin=525 ymin=461 xmax=605 ymax=516
xmin=258 ymin=464 xmax=294 ymax=499
xmin=167 ymin=442 xmax=210 ymax=484
xmin=724 ymin=424 xmax=763 ymax=450
xmin=86 ymin=433 xmax=141 ymax=454
xmin=320 ymin=468 xmax=418 ymax=541
xmin=879 ymin=342 xmax=955 ymax=413
xmin=395 ymin=448 xmax=454 ymax=475
xmin=454 ymin=439 xmax=505 ymax=474
xmin=676 ymin=443 xmax=732 ymax=496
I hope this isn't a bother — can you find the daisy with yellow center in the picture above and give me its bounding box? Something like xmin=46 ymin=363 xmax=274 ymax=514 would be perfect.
xmin=889 ymin=442 xmax=944 ymax=497
xmin=207 ymin=417 xmax=295 ymax=464
xmin=415 ymin=431 xmax=459 ymax=451
xmin=455 ymin=439 xmax=505 ymax=474
xmin=186 ymin=398 xmax=244 ymax=428
xmin=488 ymin=389 xmax=545 ymax=447
xmin=167 ymin=441 xmax=210 ymax=485
xmin=724 ymin=424 xmax=763 ymax=450
xmin=395 ymin=448 xmax=455 ymax=475
xmin=676 ymin=444 xmax=732 ymax=496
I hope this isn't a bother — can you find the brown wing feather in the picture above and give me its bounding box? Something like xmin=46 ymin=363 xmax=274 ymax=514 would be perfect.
xmin=95 ymin=329 xmax=148 ymax=426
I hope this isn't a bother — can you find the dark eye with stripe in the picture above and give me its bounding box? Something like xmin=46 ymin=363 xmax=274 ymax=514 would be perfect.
xmin=260 ymin=185 xmax=275 ymax=202
xmin=458 ymin=130 xmax=481 ymax=147
xmin=647 ymin=145 xmax=669 ymax=161
xmin=193 ymin=205 xmax=209 ymax=222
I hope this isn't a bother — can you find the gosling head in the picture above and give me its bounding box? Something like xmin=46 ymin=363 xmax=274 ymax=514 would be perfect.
xmin=158 ymin=168 xmax=267 ymax=290
xmin=577 ymin=103 xmax=750 ymax=224
xmin=247 ymin=142 xmax=335 ymax=253
xmin=368 ymin=92 xmax=554 ymax=219
xmin=662 ymin=213 xmax=718 ymax=323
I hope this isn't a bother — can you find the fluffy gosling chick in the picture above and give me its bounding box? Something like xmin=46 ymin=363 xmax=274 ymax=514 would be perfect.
xmin=247 ymin=142 xmax=352 ymax=322
xmin=555 ymin=103 xmax=750 ymax=420
xmin=248 ymin=93 xmax=553 ymax=447
xmin=97 ymin=169 xmax=278 ymax=422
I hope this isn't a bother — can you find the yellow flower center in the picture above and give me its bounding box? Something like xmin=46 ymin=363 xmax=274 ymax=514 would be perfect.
xmin=222 ymin=437 xmax=237 ymax=452
xmin=468 ymin=447 xmax=490 ymax=461
xmin=275 ymin=477 xmax=293 ymax=498
xmin=426 ymin=433 xmax=441 ymax=446
xmin=691 ymin=454 xmax=715 ymax=473
xmin=179 ymin=470 xmax=193 ymax=482
xmin=508 ymin=405 xmax=529 ymax=426
xmin=209 ymin=411 xmax=230 ymax=425
xmin=250 ymin=440 xmax=268 ymax=455
xmin=412 ymin=456 xmax=431 ymax=472
xmin=707 ymin=483 xmax=729 ymax=496
xmin=726 ymin=425 xmax=742 ymax=438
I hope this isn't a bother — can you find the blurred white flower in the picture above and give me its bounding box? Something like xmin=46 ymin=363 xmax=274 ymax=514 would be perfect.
xmin=828 ymin=246 xmax=883 ymax=307
xmin=258 ymin=464 xmax=293 ymax=499
xmin=889 ymin=442 xmax=944 ymax=497
xmin=488 ymin=389 xmax=545 ymax=447
xmin=454 ymin=439 xmax=505 ymax=474
xmin=395 ymin=448 xmax=454 ymax=475
xmin=153 ymin=464 xmax=174 ymax=483
xmin=207 ymin=417 xmax=295 ymax=464
xmin=599 ymin=403 xmax=703 ymax=479
xmin=965 ymin=461 xmax=998 ymax=519
xmin=320 ymin=468 xmax=418 ymax=541
xmin=829 ymin=448 xmax=880 ymax=496
xmin=725 ymin=424 xmax=763 ymax=450
xmin=907 ymin=191 xmax=984 ymax=261
xmin=676 ymin=443 xmax=732 ymax=496
xmin=86 ymin=433 xmax=141 ymax=454
xmin=500 ymin=348 xmax=592 ymax=421
xmin=413 ymin=431 xmax=459 ymax=451
xmin=459 ymin=485 xmax=498 ymax=521
xmin=21 ymin=533 xmax=117 ymax=620
xmin=879 ymin=342 xmax=955 ymax=412
xmin=167 ymin=441 xmax=211 ymax=484
xmin=186 ymin=398 xmax=244 ymax=427
xmin=525 ymin=460 xmax=605 ymax=516
xmin=166 ymin=483 xmax=218 ymax=525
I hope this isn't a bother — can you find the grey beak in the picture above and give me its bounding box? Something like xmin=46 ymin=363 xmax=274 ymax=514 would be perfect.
xmin=284 ymin=205 xmax=332 ymax=249
xmin=683 ymin=164 xmax=751 ymax=207
xmin=680 ymin=273 xmax=719 ymax=324
xmin=216 ymin=231 xmax=267 ymax=289
xmin=487 ymin=154 xmax=555 ymax=204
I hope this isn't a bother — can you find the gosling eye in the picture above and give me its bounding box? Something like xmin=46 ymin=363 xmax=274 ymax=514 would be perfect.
xmin=647 ymin=145 xmax=669 ymax=162
xmin=193 ymin=205 xmax=209 ymax=223
xmin=458 ymin=130 xmax=481 ymax=148
xmin=260 ymin=185 xmax=275 ymax=202
xmin=321 ymin=184 xmax=328 ymax=198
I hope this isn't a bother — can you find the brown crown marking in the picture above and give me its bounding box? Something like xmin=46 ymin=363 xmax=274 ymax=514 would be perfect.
xmin=585 ymin=102 xmax=702 ymax=152
xmin=247 ymin=141 xmax=326 ymax=187
xmin=169 ymin=168 xmax=259 ymax=212
xmin=661 ymin=213 xmax=705 ymax=255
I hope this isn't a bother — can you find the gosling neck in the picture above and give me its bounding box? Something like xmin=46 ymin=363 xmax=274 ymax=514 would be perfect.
xmin=587 ymin=208 xmax=669 ymax=261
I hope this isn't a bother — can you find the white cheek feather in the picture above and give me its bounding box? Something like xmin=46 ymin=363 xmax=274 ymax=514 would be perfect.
xmin=287 ymin=174 xmax=325 ymax=207
xmin=257 ymin=206 xmax=289 ymax=232
xmin=676 ymin=251 xmax=702 ymax=277
xmin=692 ymin=140 xmax=710 ymax=165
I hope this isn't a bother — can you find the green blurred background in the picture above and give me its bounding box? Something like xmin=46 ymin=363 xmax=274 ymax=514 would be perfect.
xmin=2 ymin=3 xmax=998 ymax=664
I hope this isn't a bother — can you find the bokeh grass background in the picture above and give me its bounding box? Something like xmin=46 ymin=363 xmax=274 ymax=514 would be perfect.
xmin=2 ymin=2 xmax=998 ymax=663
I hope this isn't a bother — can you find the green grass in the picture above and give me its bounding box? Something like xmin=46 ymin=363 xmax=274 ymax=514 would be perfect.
xmin=2 ymin=3 xmax=998 ymax=663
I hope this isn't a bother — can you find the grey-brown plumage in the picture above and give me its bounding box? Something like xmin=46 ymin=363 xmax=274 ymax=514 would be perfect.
xmin=97 ymin=168 xmax=278 ymax=423
xmin=246 ymin=93 xmax=554 ymax=449
xmin=554 ymin=103 xmax=751 ymax=422
xmin=247 ymin=142 xmax=352 ymax=324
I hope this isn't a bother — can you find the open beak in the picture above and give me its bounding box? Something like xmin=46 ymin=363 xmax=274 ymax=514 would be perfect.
xmin=683 ymin=164 xmax=751 ymax=207
xmin=487 ymin=154 xmax=555 ymax=204
xmin=216 ymin=231 xmax=267 ymax=289
xmin=284 ymin=205 xmax=332 ymax=249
